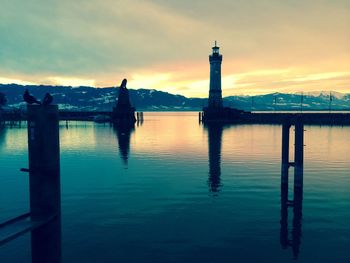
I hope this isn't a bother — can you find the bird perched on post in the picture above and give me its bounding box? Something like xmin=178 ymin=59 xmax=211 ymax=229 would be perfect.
xmin=42 ymin=93 xmax=53 ymax=105
xmin=120 ymin=78 xmax=127 ymax=89
xmin=23 ymin=89 xmax=41 ymax=105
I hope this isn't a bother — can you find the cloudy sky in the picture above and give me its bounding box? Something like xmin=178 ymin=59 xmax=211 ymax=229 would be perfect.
xmin=0 ymin=0 xmax=349 ymax=97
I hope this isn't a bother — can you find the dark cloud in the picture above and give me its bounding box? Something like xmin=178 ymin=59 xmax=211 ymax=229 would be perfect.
xmin=0 ymin=0 xmax=349 ymax=94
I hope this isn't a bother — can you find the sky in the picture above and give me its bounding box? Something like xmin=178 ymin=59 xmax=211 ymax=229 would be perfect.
xmin=0 ymin=0 xmax=349 ymax=97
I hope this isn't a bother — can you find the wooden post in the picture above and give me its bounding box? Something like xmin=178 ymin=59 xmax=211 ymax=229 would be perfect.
xmin=280 ymin=181 xmax=289 ymax=249
xmin=26 ymin=105 xmax=61 ymax=263
xmin=27 ymin=105 xmax=61 ymax=221
xmin=280 ymin=120 xmax=291 ymax=249
xmin=294 ymin=119 xmax=304 ymax=189
xmin=280 ymin=117 xmax=304 ymax=260
xmin=281 ymin=121 xmax=291 ymax=185
xmin=31 ymin=217 xmax=61 ymax=263
xmin=293 ymin=119 xmax=304 ymax=257
xmin=292 ymin=167 xmax=303 ymax=260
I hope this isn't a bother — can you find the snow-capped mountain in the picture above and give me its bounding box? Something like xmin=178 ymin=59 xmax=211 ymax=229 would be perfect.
xmin=0 ymin=84 xmax=349 ymax=111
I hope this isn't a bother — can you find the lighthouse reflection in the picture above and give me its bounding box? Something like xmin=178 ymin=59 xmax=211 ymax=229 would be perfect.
xmin=205 ymin=123 xmax=225 ymax=194
xmin=113 ymin=123 xmax=135 ymax=165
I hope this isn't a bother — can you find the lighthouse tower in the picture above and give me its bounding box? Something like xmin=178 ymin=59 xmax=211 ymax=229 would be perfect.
xmin=202 ymin=42 xmax=244 ymax=122
xmin=203 ymin=42 xmax=240 ymax=122
xmin=208 ymin=41 xmax=223 ymax=108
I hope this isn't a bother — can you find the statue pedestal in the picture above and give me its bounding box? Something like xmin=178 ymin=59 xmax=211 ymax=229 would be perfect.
xmin=112 ymin=106 xmax=136 ymax=125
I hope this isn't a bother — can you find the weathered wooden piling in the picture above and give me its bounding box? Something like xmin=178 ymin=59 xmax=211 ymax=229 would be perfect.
xmin=280 ymin=122 xmax=290 ymax=249
xmin=280 ymin=118 xmax=304 ymax=259
xmin=294 ymin=119 xmax=304 ymax=189
xmin=31 ymin=217 xmax=61 ymax=263
xmin=281 ymin=120 xmax=291 ymax=184
xmin=27 ymin=104 xmax=62 ymax=262
xmin=0 ymin=105 xmax=62 ymax=258
xmin=27 ymin=105 xmax=61 ymax=221
xmin=280 ymin=181 xmax=289 ymax=249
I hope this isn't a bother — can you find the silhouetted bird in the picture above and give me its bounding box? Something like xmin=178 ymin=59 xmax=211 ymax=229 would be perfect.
xmin=23 ymin=89 xmax=41 ymax=105
xmin=42 ymin=93 xmax=53 ymax=105
xmin=120 ymin=78 xmax=127 ymax=88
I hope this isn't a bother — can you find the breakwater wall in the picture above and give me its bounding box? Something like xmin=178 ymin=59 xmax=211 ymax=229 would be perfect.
xmin=202 ymin=110 xmax=350 ymax=125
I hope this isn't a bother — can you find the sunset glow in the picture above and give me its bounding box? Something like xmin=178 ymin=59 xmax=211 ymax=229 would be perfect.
xmin=0 ymin=0 xmax=349 ymax=97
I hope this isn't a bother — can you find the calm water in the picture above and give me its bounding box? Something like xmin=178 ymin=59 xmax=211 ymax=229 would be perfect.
xmin=1 ymin=112 xmax=350 ymax=262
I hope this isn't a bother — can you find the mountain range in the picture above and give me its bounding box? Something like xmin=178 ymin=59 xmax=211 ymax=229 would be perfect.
xmin=0 ymin=84 xmax=349 ymax=111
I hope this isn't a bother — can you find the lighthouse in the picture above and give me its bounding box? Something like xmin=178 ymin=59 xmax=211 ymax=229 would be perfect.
xmin=202 ymin=42 xmax=242 ymax=122
xmin=208 ymin=41 xmax=223 ymax=108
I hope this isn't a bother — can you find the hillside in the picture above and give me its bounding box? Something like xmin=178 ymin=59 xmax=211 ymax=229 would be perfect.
xmin=0 ymin=84 xmax=349 ymax=111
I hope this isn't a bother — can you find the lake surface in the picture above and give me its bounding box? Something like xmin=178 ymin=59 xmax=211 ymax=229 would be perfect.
xmin=1 ymin=112 xmax=350 ymax=262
